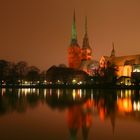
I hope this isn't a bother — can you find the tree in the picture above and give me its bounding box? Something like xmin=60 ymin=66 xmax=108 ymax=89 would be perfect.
xmin=0 ymin=60 xmax=9 ymax=85
xmin=99 ymin=61 xmax=118 ymax=84
xmin=15 ymin=61 xmax=28 ymax=83
xmin=26 ymin=66 xmax=40 ymax=84
xmin=6 ymin=62 xmax=19 ymax=85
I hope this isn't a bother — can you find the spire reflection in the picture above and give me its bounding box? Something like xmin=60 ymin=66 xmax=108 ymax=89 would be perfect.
xmin=0 ymin=88 xmax=140 ymax=139
xmin=67 ymin=99 xmax=93 ymax=140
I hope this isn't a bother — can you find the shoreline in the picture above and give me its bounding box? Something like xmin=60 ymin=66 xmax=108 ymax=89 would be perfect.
xmin=0 ymin=84 xmax=140 ymax=89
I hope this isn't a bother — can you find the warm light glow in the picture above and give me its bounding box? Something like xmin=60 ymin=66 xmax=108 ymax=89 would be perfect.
xmin=123 ymin=66 xmax=132 ymax=77
xmin=78 ymin=81 xmax=82 ymax=85
xmin=72 ymin=79 xmax=77 ymax=84
xmin=133 ymin=69 xmax=140 ymax=72
xmin=117 ymin=98 xmax=132 ymax=112
xmin=68 ymin=46 xmax=81 ymax=69
xmin=72 ymin=89 xmax=76 ymax=100
xmin=44 ymin=89 xmax=47 ymax=98
xmin=99 ymin=108 xmax=105 ymax=121
xmin=1 ymin=88 xmax=6 ymax=96
xmin=125 ymin=90 xmax=132 ymax=97
xmin=57 ymin=89 xmax=60 ymax=99
xmin=133 ymin=101 xmax=140 ymax=111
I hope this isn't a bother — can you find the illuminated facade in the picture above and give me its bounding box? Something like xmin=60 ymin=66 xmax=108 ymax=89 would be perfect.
xmin=68 ymin=12 xmax=95 ymax=74
xmin=99 ymin=44 xmax=140 ymax=78
xmin=68 ymin=12 xmax=81 ymax=69
xmin=81 ymin=17 xmax=92 ymax=61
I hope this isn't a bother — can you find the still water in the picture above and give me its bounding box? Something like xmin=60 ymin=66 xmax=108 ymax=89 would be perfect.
xmin=0 ymin=88 xmax=140 ymax=140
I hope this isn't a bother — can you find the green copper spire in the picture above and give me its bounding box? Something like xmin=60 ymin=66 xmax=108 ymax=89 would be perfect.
xmin=71 ymin=10 xmax=77 ymax=45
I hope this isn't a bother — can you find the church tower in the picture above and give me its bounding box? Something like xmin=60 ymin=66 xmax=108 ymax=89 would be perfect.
xmin=81 ymin=17 xmax=92 ymax=61
xmin=68 ymin=11 xmax=81 ymax=69
xmin=110 ymin=42 xmax=115 ymax=57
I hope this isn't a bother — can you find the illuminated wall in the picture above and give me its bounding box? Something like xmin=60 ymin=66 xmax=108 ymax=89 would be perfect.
xmin=99 ymin=57 xmax=133 ymax=77
xmin=68 ymin=45 xmax=81 ymax=69
xmin=123 ymin=65 xmax=132 ymax=77
xmin=117 ymin=65 xmax=132 ymax=77
xmin=132 ymin=65 xmax=140 ymax=72
xmin=81 ymin=48 xmax=92 ymax=61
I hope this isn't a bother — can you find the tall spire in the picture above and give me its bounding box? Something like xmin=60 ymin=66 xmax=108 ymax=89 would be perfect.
xmin=110 ymin=42 xmax=115 ymax=57
xmin=85 ymin=16 xmax=88 ymax=37
xmin=71 ymin=10 xmax=77 ymax=45
xmin=82 ymin=16 xmax=90 ymax=48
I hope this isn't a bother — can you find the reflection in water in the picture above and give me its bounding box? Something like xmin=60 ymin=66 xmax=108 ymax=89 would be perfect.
xmin=67 ymin=99 xmax=93 ymax=140
xmin=0 ymin=88 xmax=140 ymax=139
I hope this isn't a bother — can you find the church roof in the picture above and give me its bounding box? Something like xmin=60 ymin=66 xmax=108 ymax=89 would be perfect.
xmin=103 ymin=54 xmax=140 ymax=66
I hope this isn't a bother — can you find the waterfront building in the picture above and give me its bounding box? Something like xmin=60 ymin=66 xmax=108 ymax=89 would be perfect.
xmin=46 ymin=65 xmax=88 ymax=84
xmin=99 ymin=43 xmax=140 ymax=84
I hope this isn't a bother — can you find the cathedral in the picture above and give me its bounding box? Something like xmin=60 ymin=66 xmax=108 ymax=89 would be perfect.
xmin=99 ymin=43 xmax=140 ymax=84
xmin=68 ymin=12 xmax=98 ymax=75
xmin=68 ymin=11 xmax=140 ymax=83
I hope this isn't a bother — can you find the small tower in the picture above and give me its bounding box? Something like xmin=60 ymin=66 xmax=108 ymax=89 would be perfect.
xmin=110 ymin=42 xmax=115 ymax=57
xmin=68 ymin=11 xmax=81 ymax=69
xmin=81 ymin=17 xmax=92 ymax=61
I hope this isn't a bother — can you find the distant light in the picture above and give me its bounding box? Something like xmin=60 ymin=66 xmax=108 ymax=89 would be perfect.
xmin=78 ymin=81 xmax=82 ymax=85
xmin=133 ymin=69 xmax=140 ymax=72
xmin=72 ymin=79 xmax=77 ymax=84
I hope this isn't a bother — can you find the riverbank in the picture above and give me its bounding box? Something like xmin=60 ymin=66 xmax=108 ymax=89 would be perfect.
xmin=0 ymin=84 xmax=140 ymax=89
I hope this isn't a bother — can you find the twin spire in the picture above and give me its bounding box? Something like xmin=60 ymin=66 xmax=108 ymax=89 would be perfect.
xmin=83 ymin=16 xmax=90 ymax=48
xmin=71 ymin=11 xmax=89 ymax=47
xmin=71 ymin=11 xmax=77 ymax=45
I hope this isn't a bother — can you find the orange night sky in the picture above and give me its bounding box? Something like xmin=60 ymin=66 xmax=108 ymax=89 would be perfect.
xmin=0 ymin=0 xmax=140 ymax=70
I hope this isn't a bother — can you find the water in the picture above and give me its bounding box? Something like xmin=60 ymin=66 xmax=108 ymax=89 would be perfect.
xmin=0 ymin=88 xmax=140 ymax=140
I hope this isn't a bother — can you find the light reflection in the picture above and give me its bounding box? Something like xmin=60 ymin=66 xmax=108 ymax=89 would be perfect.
xmin=44 ymin=89 xmax=47 ymax=98
xmin=91 ymin=93 xmax=93 ymax=100
xmin=125 ymin=90 xmax=132 ymax=97
xmin=17 ymin=88 xmax=37 ymax=97
xmin=57 ymin=89 xmax=60 ymax=99
xmin=117 ymin=98 xmax=132 ymax=112
xmin=1 ymin=88 xmax=6 ymax=96
xmin=18 ymin=91 xmax=20 ymax=98
xmin=117 ymin=89 xmax=140 ymax=113
xmin=1 ymin=88 xmax=140 ymax=140
xmin=83 ymin=89 xmax=86 ymax=96
xmin=67 ymin=99 xmax=93 ymax=140
xmin=49 ymin=89 xmax=52 ymax=96
xmin=36 ymin=89 xmax=39 ymax=96
xmin=79 ymin=89 xmax=82 ymax=98
xmin=121 ymin=90 xmax=123 ymax=98
xmin=72 ymin=89 xmax=76 ymax=100
xmin=133 ymin=101 xmax=140 ymax=111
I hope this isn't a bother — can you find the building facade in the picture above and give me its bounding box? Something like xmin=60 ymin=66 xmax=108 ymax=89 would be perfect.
xmin=99 ymin=44 xmax=140 ymax=79
xmin=68 ymin=12 xmax=97 ymax=75
xmin=68 ymin=12 xmax=81 ymax=69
